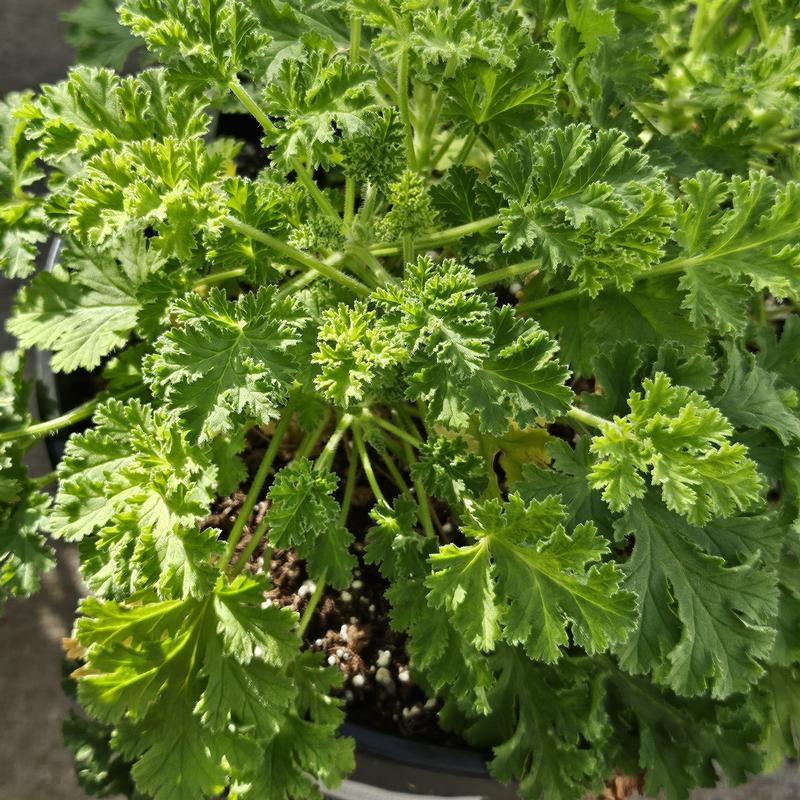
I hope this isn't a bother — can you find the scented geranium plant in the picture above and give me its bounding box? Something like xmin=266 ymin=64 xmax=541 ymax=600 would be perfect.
xmin=2 ymin=1 xmax=800 ymax=798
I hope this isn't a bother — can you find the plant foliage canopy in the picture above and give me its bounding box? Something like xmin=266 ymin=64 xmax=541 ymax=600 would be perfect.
xmin=2 ymin=1 xmax=800 ymax=799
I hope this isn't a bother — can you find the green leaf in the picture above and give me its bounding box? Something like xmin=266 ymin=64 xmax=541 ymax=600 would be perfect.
xmin=493 ymin=124 xmax=672 ymax=295
xmin=376 ymin=257 xmax=571 ymax=432
xmin=462 ymin=306 xmax=573 ymax=435
xmin=712 ymin=345 xmax=800 ymax=446
xmin=9 ymin=235 xmax=165 ymax=372
xmin=0 ymin=353 xmax=54 ymax=609
xmin=50 ymin=399 xmax=219 ymax=598
xmin=462 ymin=647 xmax=608 ymax=800
xmin=427 ymin=493 xmax=635 ymax=661
xmin=515 ymin=437 xmax=613 ymax=535
xmin=120 ymin=0 xmax=268 ymax=90
xmin=265 ymin=458 xmax=355 ymax=589
xmin=365 ymin=494 xmax=433 ymax=581
xmin=74 ymin=574 xmax=340 ymax=800
xmin=63 ymin=0 xmax=142 ymax=70
xmin=607 ymin=666 xmax=762 ymax=800
xmin=313 ymin=300 xmax=404 ymax=407
xmin=411 ymin=435 xmax=487 ymax=507
xmin=59 ymin=136 xmax=226 ymax=260
xmin=0 ymin=92 xmax=47 ymax=278
xmin=615 ymin=496 xmax=778 ymax=699
xmin=589 ymin=372 xmax=763 ymax=525
xmin=146 ymin=287 xmax=311 ymax=441
xmin=23 ymin=66 xmax=210 ymax=163
xmin=261 ymin=44 xmax=378 ymax=169
xmin=674 ymin=171 xmax=800 ymax=313
xmin=239 ymin=652 xmax=354 ymax=800
xmin=443 ymin=43 xmax=555 ymax=146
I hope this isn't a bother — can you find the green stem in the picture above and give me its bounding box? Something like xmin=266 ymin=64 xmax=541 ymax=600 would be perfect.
xmin=231 ymin=514 xmax=270 ymax=575
xmin=298 ymin=577 xmax=326 ymax=636
xmin=276 ymin=269 xmax=319 ymax=300
xmin=688 ymin=0 xmax=709 ymax=51
xmin=566 ymin=406 xmax=612 ymax=431
xmin=429 ymin=130 xmax=457 ymax=170
xmin=193 ymin=267 xmax=248 ymax=289
xmin=475 ymin=258 xmax=540 ymax=288
xmin=453 ymin=130 xmax=478 ymax=167
xmin=229 ymin=79 xmax=277 ymax=133
xmin=339 ymin=441 xmax=358 ymax=525
xmin=751 ymin=0 xmax=769 ymax=44
xmin=402 ymin=233 xmax=414 ymax=265
xmin=396 ymin=410 xmax=437 ymax=541
xmin=370 ymin=214 xmax=501 ymax=257
xmin=344 ymin=15 xmax=362 ymax=226
xmin=222 ymin=399 xmax=296 ymax=568
xmin=362 ymin=409 xmax=422 ymax=447
xmin=398 ymin=44 xmax=417 ymax=169
xmin=316 ymin=413 xmax=353 ymax=472
xmin=31 ymin=470 xmax=58 ymax=488
xmin=295 ymin=410 xmax=332 ymax=461
xmin=223 ymin=216 xmax=369 ymax=296
xmin=292 ymin=159 xmax=339 ymax=222
xmin=353 ymin=422 xmax=387 ymax=506
xmin=418 ymin=57 xmax=456 ymax=168
xmin=378 ymin=448 xmax=411 ymax=494
xmin=0 ymin=385 xmax=139 ymax=444
xmin=344 ymin=176 xmax=357 ymax=228
xmin=350 ymin=246 xmax=394 ymax=286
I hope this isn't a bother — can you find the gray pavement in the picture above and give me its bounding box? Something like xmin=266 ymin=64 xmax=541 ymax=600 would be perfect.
xmin=0 ymin=2 xmax=798 ymax=799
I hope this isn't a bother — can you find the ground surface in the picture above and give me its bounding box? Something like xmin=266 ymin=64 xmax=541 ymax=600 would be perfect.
xmin=0 ymin=2 xmax=798 ymax=799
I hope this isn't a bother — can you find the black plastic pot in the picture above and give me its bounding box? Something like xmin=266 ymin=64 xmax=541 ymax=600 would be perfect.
xmin=332 ymin=723 xmax=516 ymax=799
xmin=37 ymin=243 xmax=517 ymax=799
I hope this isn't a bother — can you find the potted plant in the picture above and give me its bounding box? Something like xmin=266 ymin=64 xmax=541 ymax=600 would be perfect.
xmin=1 ymin=1 xmax=800 ymax=798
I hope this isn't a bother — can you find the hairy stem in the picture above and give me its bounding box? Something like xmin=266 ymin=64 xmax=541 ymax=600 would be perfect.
xmin=370 ymin=214 xmax=501 ymax=257
xmin=751 ymin=0 xmax=769 ymax=43
xmin=317 ymin=413 xmax=353 ymax=472
xmin=231 ymin=514 xmax=270 ymax=575
xmin=566 ymin=406 xmax=612 ymax=431
xmin=229 ymin=79 xmax=278 ymax=134
xmin=396 ymin=409 xmax=437 ymax=541
xmin=378 ymin=448 xmax=411 ymax=494
xmin=223 ymin=216 xmax=369 ymax=296
xmin=292 ymin=159 xmax=339 ymax=222
xmin=353 ymin=422 xmax=387 ymax=506
xmin=398 ymin=43 xmax=417 ymax=170
xmin=429 ymin=130 xmax=458 ymax=170
xmin=475 ymin=258 xmax=540 ymax=287
xmin=344 ymin=14 xmax=362 ymax=226
xmin=362 ymin=409 xmax=422 ymax=447
xmin=402 ymin=233 xmax=414 ymax=265
xmin=298 ymin=577 xmax=326 ymax=636
xmin=193 ymin=267 xmax=248 ymax=289
xmin=0 ymin=385 xmax=139 ymax=444
xmin=222 ymin=398 xmax=296 ymax=568
xmin=453 ymin=130 xmax=478 ymax=167
xmin=350 ymin=246 xmax=394 ymax=286
xmin=339 ymin=440 xmax=358 ymax=525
